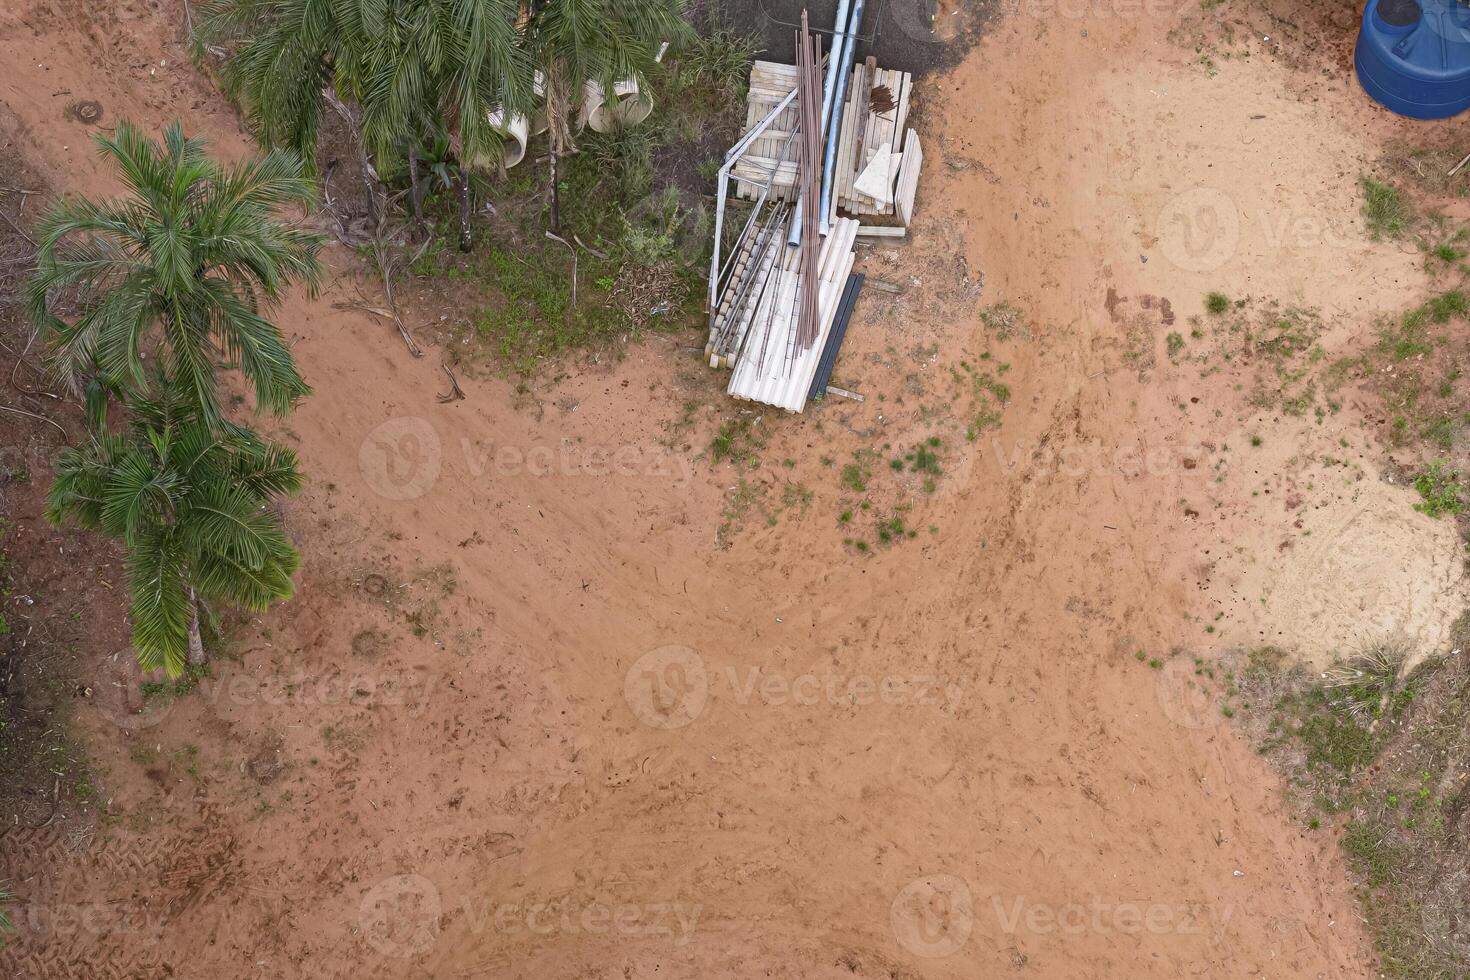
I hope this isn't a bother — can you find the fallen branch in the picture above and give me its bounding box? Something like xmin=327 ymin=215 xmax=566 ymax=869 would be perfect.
xmin=437 ymin=363 xmax=466 ymax=403
xmin=0 ymin=403 xmax=70 ymax=443
xmin=332 ymin=302 xmax=396 ymax=320
xmin=0 ymin=208 xmax=35 ymax=247
xmin=1449 ymin=151 xmax=1470 ymax=179
xmin=545 ymin=231 xmax=578 ymax=313
xmin=362 ymin=184 xmax=423 ymax=358
xmin=572 ymin=233 xmax=608 ymax=260
xmin=374 ymin=249 xmax=424 ymax=358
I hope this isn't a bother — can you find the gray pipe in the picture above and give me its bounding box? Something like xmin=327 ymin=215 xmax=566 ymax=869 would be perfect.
xmin=820 ymin=0 xmax=852 ymax=135
xmin=789 ymin=0 xmax=852 ymax=248
xmin=818 ymin=0 xmax=865 ymax=236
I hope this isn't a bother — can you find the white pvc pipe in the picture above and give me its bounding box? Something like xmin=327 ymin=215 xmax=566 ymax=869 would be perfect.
xmin=819 ymin=0 xmax=865 ymax=235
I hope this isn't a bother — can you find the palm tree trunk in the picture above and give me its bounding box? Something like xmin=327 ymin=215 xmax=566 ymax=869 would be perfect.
xmin=323 ymin=86 xmax=380 ymax=227
xmin=186 ymin=588 xmax=207 ymax=668
xmin=456 ymin=167 xmax=473 ymax=252
xmin=407 ymin=146 xmax=426 ymax=239
xmin=549 ymin=143 xmax=561 ymax=233
xmin=545 ymin=63 xmax=570 ymax=235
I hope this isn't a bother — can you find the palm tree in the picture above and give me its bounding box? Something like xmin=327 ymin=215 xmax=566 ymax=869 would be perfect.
xmin=197 ymin=0 xmax=530 ymax=246
xmin=521 ymin=0 xmax=689 ymax=230
xmin=27 ymin=121 xmax=322 ymax=429
xmin=47 ymin=386 xmax=303 ymax=676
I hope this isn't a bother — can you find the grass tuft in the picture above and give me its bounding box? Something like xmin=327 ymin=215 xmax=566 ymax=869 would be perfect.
xmin=1360 ymin=176 xmax=1412 ymax=239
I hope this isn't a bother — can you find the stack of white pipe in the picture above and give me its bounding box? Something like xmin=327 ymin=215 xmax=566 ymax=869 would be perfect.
xmin=727 ymin=217 xmax=859 ymax=412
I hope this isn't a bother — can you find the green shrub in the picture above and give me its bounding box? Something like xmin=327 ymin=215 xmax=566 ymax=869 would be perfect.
xmin=1412 ymin=459 xmax=1465 ymax=517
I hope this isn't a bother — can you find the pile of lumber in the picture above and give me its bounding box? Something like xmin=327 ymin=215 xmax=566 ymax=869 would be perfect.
xmin=705 ymin=7 xmax=924 ymax=413
xmin=831 ymin=60 xmax=921 ymax=227
xmin=731 ymin=59 xmax=921 ymax=230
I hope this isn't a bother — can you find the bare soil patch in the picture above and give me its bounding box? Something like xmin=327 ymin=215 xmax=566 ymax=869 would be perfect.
xmin=3 ymin=0 xmax=1468 ymax=978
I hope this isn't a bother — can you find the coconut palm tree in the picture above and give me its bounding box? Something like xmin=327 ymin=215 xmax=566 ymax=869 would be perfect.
xmin=27 ymin=120 xmax=321 ymax=430
xmin=46 ymin=385 xmax=303 ymax=676
xmin=521 ymin=0 xmax=689 ymax=230
xmin=197 ymin=0 xmax=530 ymax=246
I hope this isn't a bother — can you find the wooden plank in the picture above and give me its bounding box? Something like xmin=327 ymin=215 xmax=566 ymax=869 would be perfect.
xmin=896 ymin=128 xmax=922 ymax=227
xmin=825 ymin=385 xmax=865 ymax=401
xmin=848 ymin=59 xmax=872 ymax=212
xmin=834 ymin=74 xmax=860 ymax=217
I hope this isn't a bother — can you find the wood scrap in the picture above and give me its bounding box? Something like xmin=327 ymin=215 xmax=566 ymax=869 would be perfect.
xmin=437 ymin=364 xmax=466 ymax=402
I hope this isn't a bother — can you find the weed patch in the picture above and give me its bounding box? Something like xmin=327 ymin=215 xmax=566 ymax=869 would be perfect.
xmin=1361 ymin=176 xmax=1412 ymax=239
xmin=1225 ymin=641 xmax=1470 ymax=977
xmin=1412 ymin=459 xmax=1465 ymax=517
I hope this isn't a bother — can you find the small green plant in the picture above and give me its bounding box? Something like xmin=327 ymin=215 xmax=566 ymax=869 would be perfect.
xmin=1360 ymin=176 xmax=1411 ymax=239
xmin=1249 ymin=434 xmax=1263 ymax=447
xmin=876 ymin=514 xmax=907 ymax=545
xmin=708 ymin=415 xmax=765 ymax=468
xmin=840 ymin=452 xmax=874 ymax=493
xmin=909 ymin=443 xmax=942 ymax=476
xmin=980 ymin=303 xmax=1026 ymax=341
xmin=1166 ymin=332 xmax=1185 ymax=359
xmin=1205 ymin=292 xmax=1230 ymax=314
xmin=1412 ymin=459 xmax=1465 ymax=517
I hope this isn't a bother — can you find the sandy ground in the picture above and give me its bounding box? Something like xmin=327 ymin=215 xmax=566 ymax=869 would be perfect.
xmin=2 ymin=0 xmax=1466 ymax=977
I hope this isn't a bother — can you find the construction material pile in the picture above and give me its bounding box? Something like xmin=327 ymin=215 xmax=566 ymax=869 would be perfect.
xmin=705 ymin=5 xmax=922 ymax=413
xmin=732 ymin=60 xmax=919 ymax=227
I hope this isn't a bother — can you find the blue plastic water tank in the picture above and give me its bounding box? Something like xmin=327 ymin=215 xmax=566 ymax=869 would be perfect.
xmin=1355 ymin=0 xmax=1470 ymax=119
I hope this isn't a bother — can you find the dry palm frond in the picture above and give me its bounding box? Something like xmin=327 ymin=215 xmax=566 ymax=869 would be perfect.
xmin=1322 ymin=638 xmax=1409 ymax=725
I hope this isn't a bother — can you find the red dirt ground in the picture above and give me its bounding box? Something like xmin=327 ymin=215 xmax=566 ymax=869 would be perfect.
xmin=2 ymin=0 xmax=1463 ymax=977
